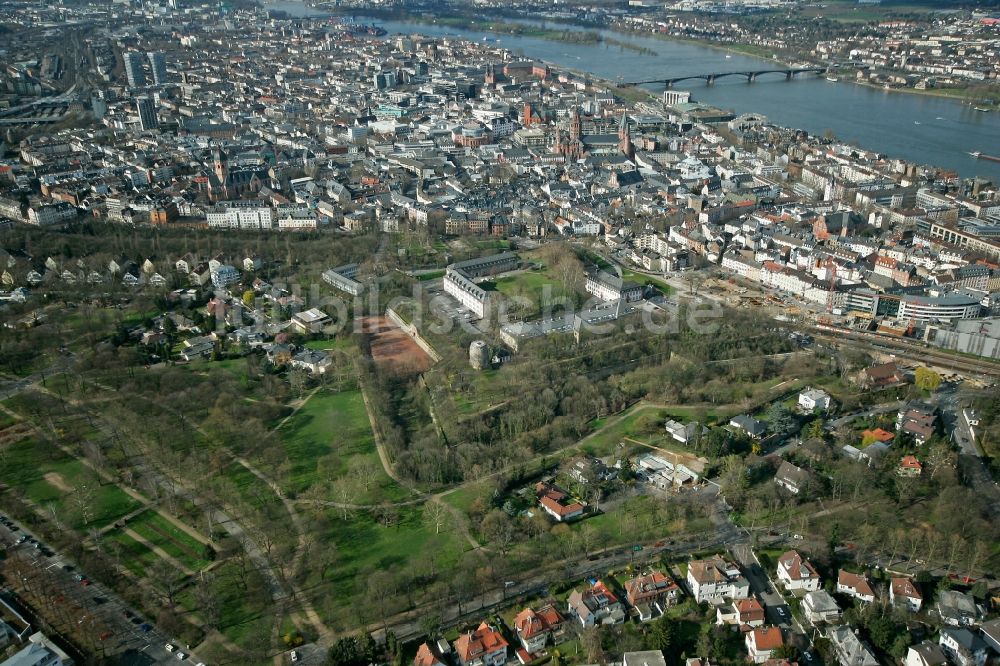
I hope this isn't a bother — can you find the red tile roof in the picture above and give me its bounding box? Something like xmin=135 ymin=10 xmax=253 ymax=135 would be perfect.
xmin=624 ymin=571 xmax=679 ymax=605
xmin=778 ymin=550 xmax=819 ymax=581
xmin=750 ymin=627 xmax=784 ymax=651
xmin=455 ymin=623 xmax=509 ymax=663
xmin=891 ymin=578 xmax=922 ymax=600
xmin=837 ymin=570 xmax=875 ymax=598
xmin=735 ymin=598 xmax=765 ymax=621
xmin=862 ymin=428 xmax=895 ymax=443
xmin=415 ymin=643 xmax=444 ymax=666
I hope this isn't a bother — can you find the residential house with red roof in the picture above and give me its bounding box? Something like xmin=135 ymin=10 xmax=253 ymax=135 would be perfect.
xmin=857 ymin=361 xmax=907 ymax=390
xmin=898 ymin=455 xmax=923 ymax=477
xmin=513 ymin=604 xmax=565 ymax=655
xmin=746 ymin=627 xmax=784 ymax=663
xmin=414 ymin=642 xmax=447 ymax=666
xmin=861 ymin=428 xmax=895 ymax=444
xmin=777 ymin=550 xmax=821 ymax=592
xmin=687 ymin=555 xmax=750 ymax=603
xmin=454 ymin=623 xmax=509 ymax=666
xmin=535 ymin=482 xmax=585 ymax=522
xmin=716 ymin=597 xmax=766 ymax=628
xmin=623 ymin=571 xmax=681 ymax=617
xmin=836 ymin=570 xmax=876 ymax=603
xmin=890 ymin=578 xmax=923 ymax=612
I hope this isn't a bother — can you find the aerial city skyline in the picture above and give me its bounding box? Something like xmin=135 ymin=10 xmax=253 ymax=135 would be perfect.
xmin=0 ymin=0 xmax=999 ymax=665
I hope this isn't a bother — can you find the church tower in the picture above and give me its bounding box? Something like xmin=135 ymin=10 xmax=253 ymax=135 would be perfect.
xmin=212 ymin=145 xmax=228 ymax=184
xmin=618 ymin=110 xmax=634 ymax=160
xmin=569 ymin=107 xmax=582 ymax=142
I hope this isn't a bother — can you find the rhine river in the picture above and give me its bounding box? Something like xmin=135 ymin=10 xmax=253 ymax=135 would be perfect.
xmin=269 ymin=1 xmax=1000 ymax=182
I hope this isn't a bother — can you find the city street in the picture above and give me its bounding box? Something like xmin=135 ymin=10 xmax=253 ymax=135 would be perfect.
xmin=0 ymin=514 xmax=205 ymax=665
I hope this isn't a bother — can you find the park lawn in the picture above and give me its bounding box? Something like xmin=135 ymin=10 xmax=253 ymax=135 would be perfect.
xmin=128 ymin=510 xmax=211 ymax=572
xmin=492 ymin=268 xmax=573 ymax=316
xmin=2 ymin=392 xmax=46 ymax=416
xmin=311 ymin=505 xmax=466 ymax=623
xmin=578 ymin=405 xmax=664 ymax=457
xmin=441 ymin=481 xmax=491 ymax=515
xmin=621 ymin=270 xmax=672 ymax=295
xmin=275 ymin=389 xmax=411 ymax=502
xmin=0 ymin=438 xmax=141 ymax=530
xmin=104 ymin=530 xmax=166 ymax=578
xmin=304 ymin=338 xmax=354 ymax=351
xmin=493 ymin=270 xmax=555 ymax=295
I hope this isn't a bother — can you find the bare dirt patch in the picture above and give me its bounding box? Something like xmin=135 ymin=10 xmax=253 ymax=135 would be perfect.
xmin=360 ymin=316 xmax=434 ymax=374
xmin=43 ymin=472 xmax=73 ymax=493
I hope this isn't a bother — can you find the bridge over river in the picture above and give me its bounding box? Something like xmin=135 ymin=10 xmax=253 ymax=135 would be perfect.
xmin=620 ymin=63 xmax=868 ymax=88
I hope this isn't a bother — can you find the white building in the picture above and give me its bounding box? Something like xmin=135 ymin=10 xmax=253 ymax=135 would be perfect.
xmin=291 ymin=308 xmax=331 ymax=334
xmin=207 ymin=201 xmax=275 ymax=230
xmin=905 ymin=642 xmax=948 ymax=666
xmin=836 ymin=570 xmax=875 ymax=604
xmin=210 ymin=265 xmax=240 ymax=288
xmin=276 ymin=207 xmax=319 ymax=231
xmin=745 ymin=627 xmax=783 ymax=664
xmin=802 ymin=590 xmax=841 ymax=626
xmin=686 ymin=555 xmax=750 ymax=603
xmin=890 ymin=578 xmax=923 ymax=612
xmin=798 ymin=387 xmax=832 ymax=412
xmin=5 ymin=632 xmax=73 ymax=666
xmin=585 ymin=270 xmax=643 ymax=303
xmin=827 ymin=626 xmax=878 ymax=666
xmin=776 ymin=550 xmax=821 ymax=592
xmin=444 ymin=268 xmax=489 ymax=318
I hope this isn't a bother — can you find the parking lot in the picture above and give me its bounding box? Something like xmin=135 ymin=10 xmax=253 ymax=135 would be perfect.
xmin=0 ymin=513 xmax=206 ymax=665
xmin=422 ymin=279 xmax=490 ymax=333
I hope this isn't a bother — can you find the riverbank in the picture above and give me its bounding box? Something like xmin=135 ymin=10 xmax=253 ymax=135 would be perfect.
xmin=598 ymin=23 xmax=1000 ymax=108
xmin=346 ymin=4 xmax=998 ymax=109
xmin=307 ymin=5 xmax=655 ymax=54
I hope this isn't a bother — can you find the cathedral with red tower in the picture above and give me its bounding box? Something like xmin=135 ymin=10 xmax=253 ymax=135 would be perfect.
xmin=553 ymin=107 xmax=585 ymax=159
xmin=618 ymin=110 xmax=635 ymax=161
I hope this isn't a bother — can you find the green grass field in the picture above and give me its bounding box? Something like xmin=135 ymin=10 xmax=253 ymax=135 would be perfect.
xmin=311 ymin=504 xmax=467 ymax=626
xmin=0 ymin=438 xmax=141 ymax=530
xmin=492 ymin=268 xmax=574 ymax=316
xmin=578 ymin=405 xmax=663 ymax=457
xmin=304 ymin=338 xmax=354 ymax=351
xmin=621 ymin=270 xmax=672 ymax=295
xmin=275 ymin=390 xmax=411 ymax=502
xmin=128 ymin=510 xmax=212 ymax=571
xmin=104 ymin=530 xmax=168 ymax=578
xmin=441 ymin=481 xmax=491 ymax=514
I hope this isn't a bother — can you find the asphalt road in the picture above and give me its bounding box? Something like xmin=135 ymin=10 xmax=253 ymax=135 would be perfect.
xmin=933 ymin=385 xmax=1000 ymax=518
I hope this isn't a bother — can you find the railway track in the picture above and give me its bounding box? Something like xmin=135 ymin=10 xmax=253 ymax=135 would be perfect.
xmin=812 ymin=325 xmax=1000 ymax=378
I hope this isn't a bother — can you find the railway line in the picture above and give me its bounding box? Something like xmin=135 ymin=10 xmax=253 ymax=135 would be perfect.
xmin=812 ymin=324 xmax=1000 ymax=378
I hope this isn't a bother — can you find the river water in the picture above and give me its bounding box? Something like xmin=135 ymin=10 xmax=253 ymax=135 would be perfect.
xmin=266 ymin=1 xmax=1000 ymax=182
